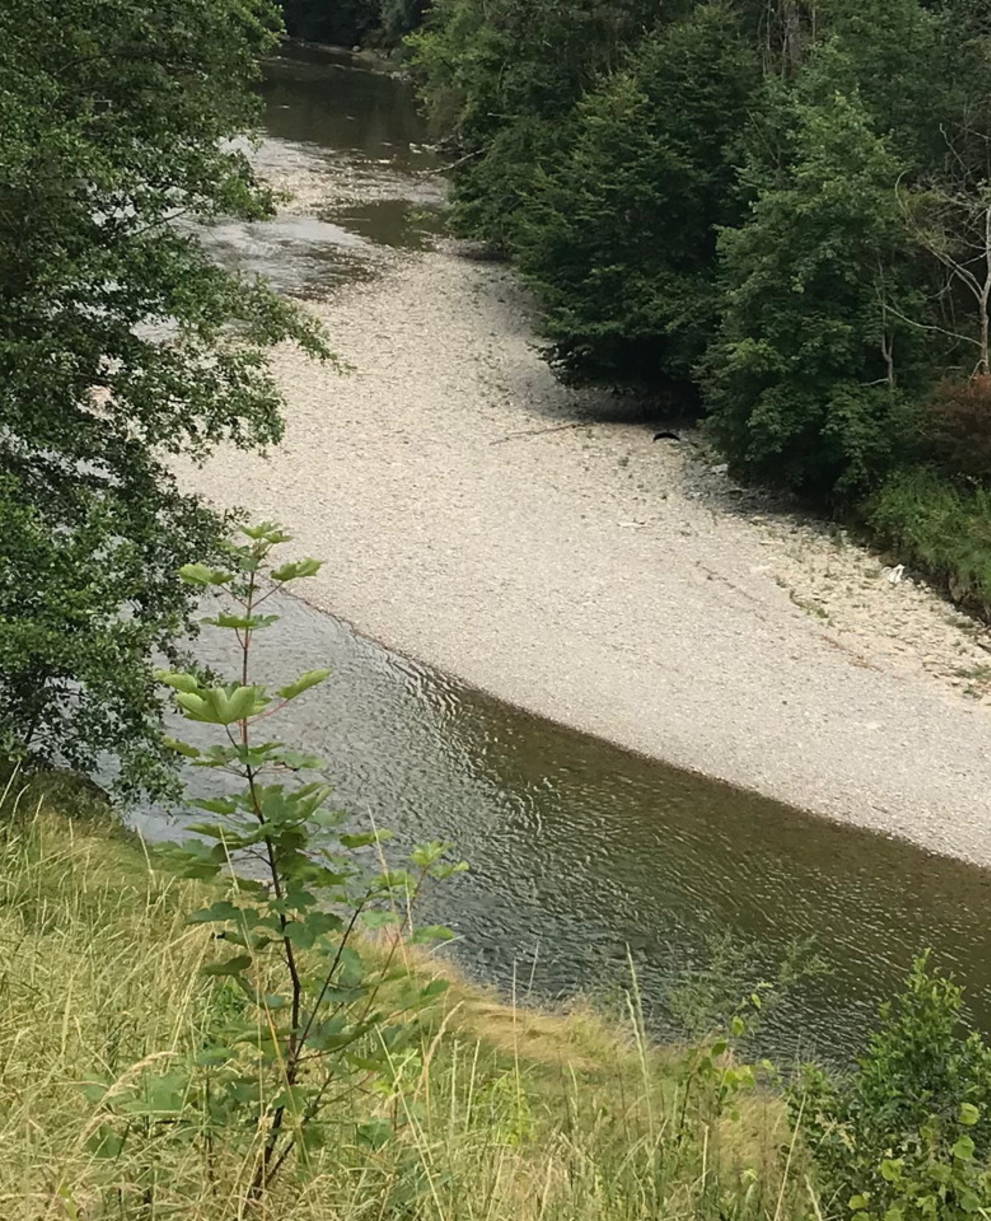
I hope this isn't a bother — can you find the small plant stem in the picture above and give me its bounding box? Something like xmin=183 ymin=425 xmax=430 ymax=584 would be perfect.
xmin=238 ymin=555 xmax=305 ymax=1201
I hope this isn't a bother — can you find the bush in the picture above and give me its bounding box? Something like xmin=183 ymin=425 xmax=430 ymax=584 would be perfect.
xmin=923 ymin=377 xmax=991 ymax=480
xmin=796 ymin=955 xmax=991 ymax=1220
xmin=515 ymin=3 xmax=757 ymax=388
xmin=152 ymin=523 xmax=465 ymax=1201
xmin=864 ymin=466 xmax=991 ymax=613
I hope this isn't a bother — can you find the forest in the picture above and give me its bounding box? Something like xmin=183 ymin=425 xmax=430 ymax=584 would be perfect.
xmin=280 ymin=0 xmax=425 ymax=46
xmin=408 ymin=0 xmax=991 ymax=611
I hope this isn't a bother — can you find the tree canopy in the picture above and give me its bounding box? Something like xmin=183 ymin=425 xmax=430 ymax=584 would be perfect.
xmin=412 ymin=0 xmax=991 ymax=587
xmin=0 ymin=0 xmax=325 ymax=795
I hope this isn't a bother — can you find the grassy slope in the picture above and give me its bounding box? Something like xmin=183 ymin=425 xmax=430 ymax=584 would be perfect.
xmin=0 ymin=800 xmax=802 ymax=1220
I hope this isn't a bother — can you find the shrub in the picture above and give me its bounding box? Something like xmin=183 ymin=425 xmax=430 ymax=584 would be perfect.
xmin=129 ymin=523 xmax=466 ymax=1204
xmin=796 ymin=955 xmax=991 ymax=1220
xmin=864 ymin=466 xmax=991 ymax=613
xmin=923 ymin=376 xmax=991 ymax=480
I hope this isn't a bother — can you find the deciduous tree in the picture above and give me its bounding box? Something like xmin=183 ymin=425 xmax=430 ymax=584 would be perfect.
xmin=0 ymin=0 xmax=326 ymax=795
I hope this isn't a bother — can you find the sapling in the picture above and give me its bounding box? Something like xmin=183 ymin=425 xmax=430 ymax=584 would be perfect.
xmin=141 ymin=522 xmax=466 ymax=1200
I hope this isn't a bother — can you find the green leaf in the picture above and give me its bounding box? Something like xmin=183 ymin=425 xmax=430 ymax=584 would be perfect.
xmin=201 ymin=612 xmax=280 ymax=631
xmin=88 ymin=1125 xmax=126 ymax=1159
xmin=174 ymin=691 xmax=210 ymax=720
xmin=156 ymin=670 xmax=200 ymax=693
xmin=277 ymin=668 xmax=332 ymax=701
xmin=178 ymin=563 xmax=234 ymax=586
xmin=202 ymin=955 xmax=252 ymax=977
xmin=191 ymin=797 xmax=238 ymax=815
xmin=176 ymin=685 xmax=268 ymax=725
xmin=848 ymin=1196 xmax=869 ymax=1211
xmin=240 ymin=522 xmax=292 ymax=543
xmin=356 ymin=1118 xmax=392 ymax=1149
xmin=410 ymin=840 xmax=452 ymax=868
xmin=162 ymin=736 xmax=201 ymax=758
xmin=730 ymin=1015 xmax=747 ymax=1038
xmin=952 ymin=1135 xmax=975 ymax=1160
xmin=880 ymin=1159 xmax=902 ymax=1183
xmin=284 ymin=922 xmax=316 ymax=949
xmin=959 ymin=1102 xmax=980 ymax=1126
xmin=418 ymin=978 xmax=450 ymax=1000
xmin=431 ymin=860 xmax=470 ymax=880
xmin=187 ymin=901 xmax=244 ymax=925
xmin=271 ymin=558 xmax=322 ymax=582
xmin=340 ymin=830 xmax=391 ymax=849
xmin=410 ymin=924 xmax=456 ymax=945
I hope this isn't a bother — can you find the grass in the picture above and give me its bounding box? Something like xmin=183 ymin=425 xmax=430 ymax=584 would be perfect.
xmin=864 ymin=466 xmax=991 ymax=618
xmin=0 ymin=787 xmax=807 ymax=1221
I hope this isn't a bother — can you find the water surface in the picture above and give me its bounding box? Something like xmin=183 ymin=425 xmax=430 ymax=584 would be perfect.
xmin=136 ymin=595 xmax=991 ymax=1064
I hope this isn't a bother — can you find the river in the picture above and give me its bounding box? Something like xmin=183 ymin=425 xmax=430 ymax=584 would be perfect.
xmin=140 ymin=43 xmax=991 ymax=1064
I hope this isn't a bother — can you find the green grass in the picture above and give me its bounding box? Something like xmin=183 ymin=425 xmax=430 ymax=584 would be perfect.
xmin=864 ymin=466 xmax=991 ymax=618
xmin=0 ymin=790 xmax=807 ymax=1220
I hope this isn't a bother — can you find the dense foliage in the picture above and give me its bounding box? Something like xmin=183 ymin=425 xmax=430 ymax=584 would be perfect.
xmin=515 ymin=3 xmax=756 ymax=390
xmin=413 ymin=0 xmax=991 ymax=596
xmin=0 ymin=0 xmax=325 ymax=794
xmin=798 ymin=955 xmax=991 ymax=1218
xmin=280 ymin=0 xmax=426 ymax=48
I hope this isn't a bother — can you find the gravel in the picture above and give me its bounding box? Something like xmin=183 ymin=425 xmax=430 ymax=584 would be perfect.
xmin=176 ymin=222 xmax=991 ymax=868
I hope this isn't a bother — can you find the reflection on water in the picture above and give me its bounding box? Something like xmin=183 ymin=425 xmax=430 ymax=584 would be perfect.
xmin=135 ymin=594 xmax=991 ymax=1064
xmin=260 ymin=45 xmax=437 ymax=175
xmin=324 ymin=199 xmax=446 ymax=250
xmin=199 ymin=44 xmax=445 ymax=293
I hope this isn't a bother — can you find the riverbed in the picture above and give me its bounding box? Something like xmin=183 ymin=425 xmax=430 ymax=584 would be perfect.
xmin=161 ymin=44 xmax=991 ymax=1060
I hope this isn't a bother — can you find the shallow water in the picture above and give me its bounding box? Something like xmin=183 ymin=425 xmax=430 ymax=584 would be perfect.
xmin=196 ymin=44 xmax=443 ymax=293
xmin=158 ymin=43 xmax=991 ymax=1064
xmin=136 ymin=594 xmax=991 ymax=1064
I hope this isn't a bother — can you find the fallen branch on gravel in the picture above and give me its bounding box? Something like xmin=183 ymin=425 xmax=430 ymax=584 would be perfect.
xmin=489 ymin=421 xmax=587 ymax=445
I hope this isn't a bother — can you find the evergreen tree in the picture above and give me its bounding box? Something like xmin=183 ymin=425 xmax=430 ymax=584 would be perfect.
xmin=515 ymin=3 xmax=756 ymax=389
xmin=705 ymin=52 xmax=928 ymax=497
xmin=410 ymin=0 xmax=672 ymax=249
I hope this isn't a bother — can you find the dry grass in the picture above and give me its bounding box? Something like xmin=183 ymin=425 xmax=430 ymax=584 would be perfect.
xmin=0 ymin=799 xmax=808 ymax=1220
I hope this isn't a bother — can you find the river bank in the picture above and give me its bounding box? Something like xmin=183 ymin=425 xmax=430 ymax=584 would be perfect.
xmin=178 ymin=239 xmax=991 ymax=865
xmin=176 ymin=47 xmax=991 ymax=867
xmin=6 ymin=800 xmax=796 ymax=1219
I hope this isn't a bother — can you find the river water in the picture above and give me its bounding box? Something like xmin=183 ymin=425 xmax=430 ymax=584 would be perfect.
xmin=143 ymin=43 xmax=991 ymax=1063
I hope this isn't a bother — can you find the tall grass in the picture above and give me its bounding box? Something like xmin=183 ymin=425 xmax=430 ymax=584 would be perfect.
xmin=864 ymin=466 xmax=991 ymax=616
xmin=0 ymin=798 xmax=809 ymax=1220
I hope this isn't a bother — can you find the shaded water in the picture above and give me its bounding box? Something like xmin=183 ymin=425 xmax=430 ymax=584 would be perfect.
xmin=260 ymin=44 xmax=436 ymax=174
xmin=197 ymin=44 xmax=441 ymax=292
xmin=138 ymin=596 xmax=991 ymax=1064
xmin=162 ymin=43 xmax=991 ymax=1063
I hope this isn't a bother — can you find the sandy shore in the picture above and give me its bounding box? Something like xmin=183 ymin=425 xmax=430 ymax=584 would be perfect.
xmin=177 ymin=221 xmax=991 ymax=866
